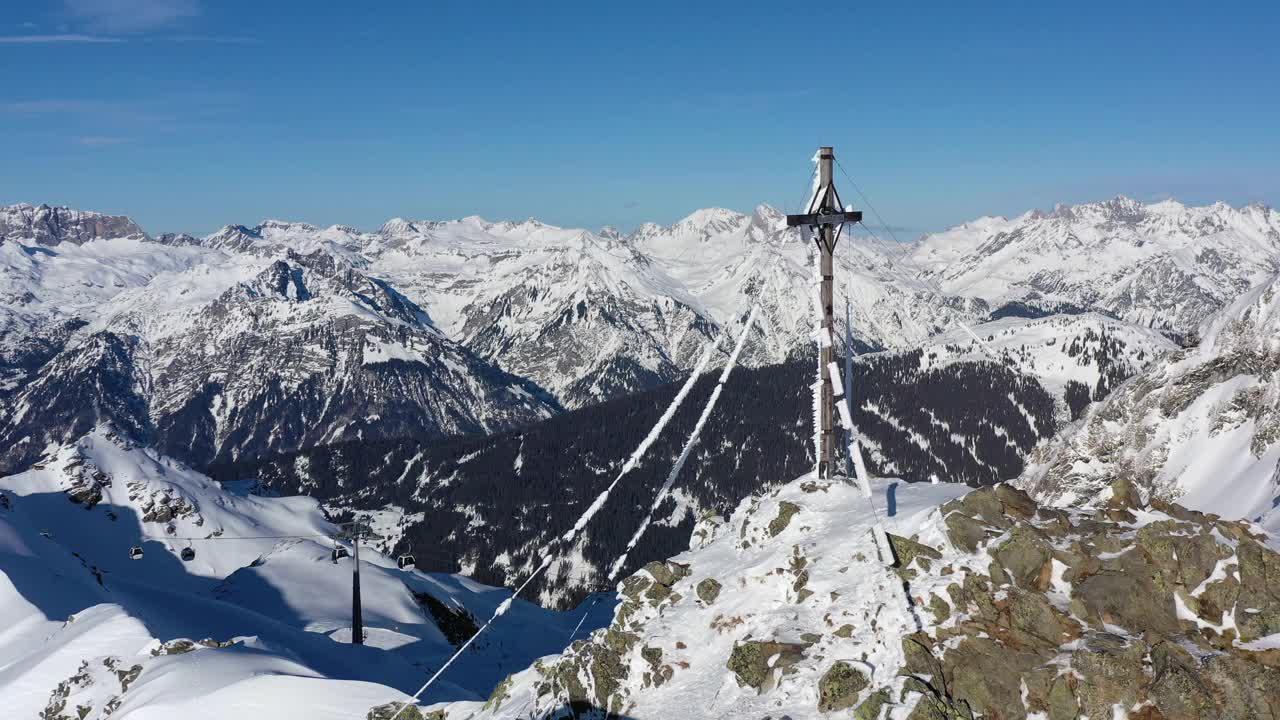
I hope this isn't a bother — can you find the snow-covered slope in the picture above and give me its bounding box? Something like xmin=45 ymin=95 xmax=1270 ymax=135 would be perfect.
xmin=0 ymin=225 xmax=216 ymax=380
xmin=912 ymin=196 xmax=1280 ymax=340
xmin=363 ymin=215 xmax=719 ymax=408
xmin=0 ymin=426 xmax=612 ymax=718
xmin=920 ymin=312 xmax=1178 ymax=420
xmin=1019 ymin=272 xmax=1280 ymax=530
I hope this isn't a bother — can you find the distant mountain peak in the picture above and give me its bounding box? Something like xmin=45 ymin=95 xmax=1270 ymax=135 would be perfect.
xmin=0 ymin=203 xmax=147 ymax=245
xmin=674 ymin=207 xmax=747 ymax=230
xmin=751 ymin=203 xmax=786 ymax=230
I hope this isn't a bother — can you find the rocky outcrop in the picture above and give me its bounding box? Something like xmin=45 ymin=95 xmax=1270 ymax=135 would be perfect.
xmin=452 ymin=476 xmax=1280 ymax=720
xmin=899 ymin=480 xmax=1280 ymax=719
xmin=41 ymin=657 xmax=142 ymax=720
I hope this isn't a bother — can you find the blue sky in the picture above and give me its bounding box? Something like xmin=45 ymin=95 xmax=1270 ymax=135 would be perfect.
xmin=2 ymin=1 xmax=1277 ymax=237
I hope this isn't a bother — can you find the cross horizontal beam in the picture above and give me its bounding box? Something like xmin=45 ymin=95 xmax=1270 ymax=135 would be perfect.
xmin=785 ymin=210 xmax=863 ymax=227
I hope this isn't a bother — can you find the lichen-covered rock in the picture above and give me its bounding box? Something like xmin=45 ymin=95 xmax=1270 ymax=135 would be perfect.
xmin=954 ymin=487 xmax=1009 ymax=527
xmin=887 ymin=533 xmax=942 ymax=581
xmin=726 ymin=639 xmax=809 ymax=692
xmin=1073 ymin=552 xmax=1182 ymax=635
xmin=943 ymin=511 xmax=989 ymax=553
xmin=642 ymin=560 xmax=690 ymax=588
xmin=1236 ymin=536 xmax=1280 ymax=642
xmin=460 ymin=474 xmax=1280 ymax=720
xmin=768 ymin=501 xmax=801 ymax=537
xmin=695 ymin=577 xmax=721 ymax=605
xmin=482 ymin=675 xmax=513 ymax=711
xmin=854 ymin=688 xmax=892 ymax=719
xmin=989 ymin=525 xmax=1052 ymax=589
xmin=1149 ymin=642 xmax=1217 ymax=720
xmin=1070 ymin=633 xmax=1146 ymax=718
xmin=817 ymin=661 xmax=869 ymax=713
xmin=993 ymin=483 xmax=1038 ymax=519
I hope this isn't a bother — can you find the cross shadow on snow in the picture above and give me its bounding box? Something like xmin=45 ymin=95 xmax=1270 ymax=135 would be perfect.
xmin=506 ymin=703 xmax=640 ymax=720
xmin=886 ymin=482 xmax=898 ymax=517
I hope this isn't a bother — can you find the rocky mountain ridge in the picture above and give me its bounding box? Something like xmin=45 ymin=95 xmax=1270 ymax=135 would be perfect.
xmin=422 ymin=475 xmax=1280 ymax=719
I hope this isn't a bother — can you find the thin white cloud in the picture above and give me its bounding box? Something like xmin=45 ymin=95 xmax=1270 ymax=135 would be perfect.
xmin=64 ymin=0 xmax=199 ymax=34
xmin=75 ymin=135 xmax=131 ymax=146
xmin=3 ymin=100 xmax=108 ymax=113
xmin=0 ymin=33 xmax=122 ymax=43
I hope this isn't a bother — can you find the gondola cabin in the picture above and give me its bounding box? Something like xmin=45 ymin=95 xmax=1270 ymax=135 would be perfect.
xmin=397 ymin=554 xmax=415 ymax=570
xmin=128 ymin=546 xmax=144 ymax=560
xmin=331 ymin=546 xmax=350 ymax=563
xmin=181 ymin=547 xmax=196 ymax=562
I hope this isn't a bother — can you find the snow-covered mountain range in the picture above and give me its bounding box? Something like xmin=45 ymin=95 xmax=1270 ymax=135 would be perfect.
xmin=0 ymin=205 xmax=557 ymax=473
xmin=7 ymin=193 xmax=1274 ymax=468
xmin=912 ymin=196 xmax=1280 ymax=341
xmin=4 ymin=193 xmax=1280 ymax=719
xmin=193 ymin=204 xmax=974 ymax=408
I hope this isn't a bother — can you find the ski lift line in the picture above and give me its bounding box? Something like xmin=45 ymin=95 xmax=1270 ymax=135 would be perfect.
xmin=953 ymin=316 xmax=1002 ymax=358
xmin=137 ymin=532 xmax=334 ymax=541
xmin=389 ymin=283 xmax=775 ymax=714
xmin=606 ymin=304 xmax=760 ymax=581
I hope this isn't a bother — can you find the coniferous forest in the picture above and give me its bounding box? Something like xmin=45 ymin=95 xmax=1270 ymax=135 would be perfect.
xmin=214 ymin=351 xmax=1058 ymax=607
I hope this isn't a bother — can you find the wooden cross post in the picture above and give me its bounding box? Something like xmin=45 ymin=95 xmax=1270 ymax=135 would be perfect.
xmin=787 ymin=147 xmax=861 ymax=478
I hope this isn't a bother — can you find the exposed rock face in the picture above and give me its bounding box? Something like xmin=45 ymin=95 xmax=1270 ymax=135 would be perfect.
xmin=727 ymin=639 xmax=811 ymax=692
xmin=0 ymin=204 xmax=147 ymax=246
xmin=367 ymin=702 xmax=436 ymax=720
